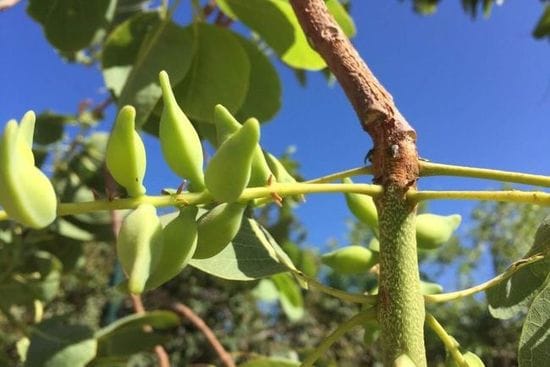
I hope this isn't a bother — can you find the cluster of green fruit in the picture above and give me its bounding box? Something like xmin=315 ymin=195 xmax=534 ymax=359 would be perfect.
xmin=321 ymin=177 xmax=462 ymax=279
xmin=106 ymin=71 xmax=297 ymax=294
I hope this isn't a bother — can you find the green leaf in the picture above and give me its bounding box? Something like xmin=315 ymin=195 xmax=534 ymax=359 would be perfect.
xmin=95 ymin=311 xmax=179 ymax=357
xmin=486 ymin=260 xmax=548 ymax=319
xmin=252 ymin=279 xmax=280 ymax=301
xmin=25 ymin=317 xmax=97 ymax=367
xmin=174 ymin=23 xmax=250 ymax=123
xmin=413 ymin=0 xmax=440 ymax=15
xmin=0 ymin=251 xmax=62 ymax=307
xmin=189 ymin=217 xmax=292 ymax=281
xmin=518 ymin=276 xmax=550 ymax=367
xmin=234 ymin=36 xmax=282 ymax=122
xmin=533 ymin=6 xmax=550 ymax=39
xmin=487 ymin=217 xmax=550 ymax=319
xmin=240 ymin=357 xmax=301 ymax=367
xmin=271 ymin=273 xmax=304 ymax=321
xmin=102 ymin=13 xmax=195 ymax=127
xmin=326 ymin=0 xmax=356 ymax=37
xmin=216 ymin=0 xmax=325 ymax=70
xmin=27 ymin=0 xmax=115 ymax=52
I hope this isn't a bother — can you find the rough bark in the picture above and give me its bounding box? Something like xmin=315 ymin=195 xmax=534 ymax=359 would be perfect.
xmin=289 ymin=1 xmax=425 ymax=365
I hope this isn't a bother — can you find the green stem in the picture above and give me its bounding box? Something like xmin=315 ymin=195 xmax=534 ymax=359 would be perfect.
xmin=420 ymin=161 xmax=550 ymax=188
xmin=306 ymin=166 xmax=373 ymax=183
xmin=378 ymin=186 xmax=426 ymax=367
xmin=292 ymin=271 xmax=377 ymax=304
xmin=425 ymin=314 xmax=468 ymax=367
xmin=300 ymin=308 xmax=376 ymax=367
xmin=408 ymin=189 xmax=550 ymax=205
xmin=425 ymin=254 xmax=544 ymax=303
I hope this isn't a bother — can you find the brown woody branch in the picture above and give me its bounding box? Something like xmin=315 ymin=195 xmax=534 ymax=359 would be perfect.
xmin=288 ymin=0 xmax=419 ymax=188
xmin=172 ymin=302 xmax=236 ymax=367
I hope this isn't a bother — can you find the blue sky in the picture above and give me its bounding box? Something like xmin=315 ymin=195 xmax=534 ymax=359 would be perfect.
xmin=1 ymin=1 xmax=549 ymax=264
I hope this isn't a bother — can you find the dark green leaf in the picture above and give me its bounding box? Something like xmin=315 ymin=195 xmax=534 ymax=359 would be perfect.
xmin=0 ymin=251 xmax=62 ymax=307
xmin=33 ymin=112 xmax=74 ymax=145
xmin=25 ymin=317 xmax=96 ymax=367
xmin=102 ymin=13 xmax=194 ymax=126
xmin=518 ymin=276 xmax=550 ymax=367
xmin=189 ymin=217 xmax=292 ymax=281
xmin=216 ymin=0 xmax=325 ymax=70
xmin=234 ymin=36 xmax=281 ymax=122
xmin=95 ymin=311 xmax=179 ymax=357
xmin=533 ymin=6 xmax=550 ymax=39
xmin=174 ymin=23 xmax=250 ymax=123
xmin=486 ymin=260 xmax=548 ymax=319
xmin=27 ymin=0 xmax=115 ymax=51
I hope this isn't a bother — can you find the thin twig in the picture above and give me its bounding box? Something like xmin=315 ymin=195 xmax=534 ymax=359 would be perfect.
xmin=425 ymin=314 xmax=468 ymax=367
xmin=172 ymin=302 xmax=236 ymax=367
xmin=300 ymin=308 xmax=376 ymax=367
xmin=419 ymin=161 xmax=550 ymax=188
xmin=425 ymin=254 xmax=545 ymax=303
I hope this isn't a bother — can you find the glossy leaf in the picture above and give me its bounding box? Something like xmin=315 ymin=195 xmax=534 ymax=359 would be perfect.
xmin=25 ymin=317 xmax=97 ymax=367
xmin=518 ymin=276 xmax=550 ymax=367
xmin=189 ymin=217 xmax=291 ymax=281
xmin=27 ymin=0 xmax=114 ymax=51
xmin=216 ymin=0 xmax=325 ymax=70
xmin=174 ymin=23 xmax=250 ymax=122
xmin=102 ymin=13 xmax=194 ymax=126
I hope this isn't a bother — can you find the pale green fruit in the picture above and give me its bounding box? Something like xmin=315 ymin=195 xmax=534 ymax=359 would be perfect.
xmin=343 ymin=177 xmax=378 ymax=236
xmin=420 ymin=280 xmax=443 ymax=294
xmin=116 ymin=204 xmax=163 ymax=294
xmin=213 ymin=105 xmax=272 ymax=187
xmin=321 ymin=245 xmax=379 ymax=274
xmin=447 ymin=351 xmax=485 ymax=367
xmin=416 ymin=213 xmax=461 ymax=250
xmin=264 ymin=151 xmax=297 ymax=184
xmin=394 ymin=354 xmax=417 ymax=367
xmin=159 ymin=71 xmax=205 ymax=191
xmin=0 ymin=114 xmax=57 ymax=229
xmin=105 ymin=106 xmax=147 ymax=197
xmin=193 ymin=202 xmax=246 ymax=259
xmin=205 ymin=119 xmax=260 ymax=202
xmin=145 ymin=206 xmax=198 ymax=290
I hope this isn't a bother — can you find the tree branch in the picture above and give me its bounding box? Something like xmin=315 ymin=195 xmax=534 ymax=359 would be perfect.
xmin=172 ymin=302 xmax=236 ymax=367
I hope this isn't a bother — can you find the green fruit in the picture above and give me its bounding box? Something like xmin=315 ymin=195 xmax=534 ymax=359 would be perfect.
xmin=214 ymin=105 xmax=272 ymax=187
xmin=343 ymin=177 xmax=378 ymax=236
xmin=447 ymin=351 xmax=485 ymax=367
xmin=416 ymin=213 xmax=461 ymax=250
xmin=0 ymin=114 xmax=57 ymax=229
xmin=420 ymin=280 xmax=443 ymax=295
xmin=105 ymin=106 xmax=146 ymax=197
xmin=394 ymin=354 xmax=417 ymax=367
xmin=145 ymin=206 xmax=198 ymax=290
xmin=193 ymin=202 xmax=246 ymax=259
xmin=321 ymin=246 xmax=378 ymax=274
xmin=264 ymin=151 xmax=297 ymax=184
xmin=116 ymin=204 xmax=164 ymax=294
xmin=159 ymin=71 xmax=205 ymax=191
xmin=205 ymin=119 xmax=260 ymax=202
